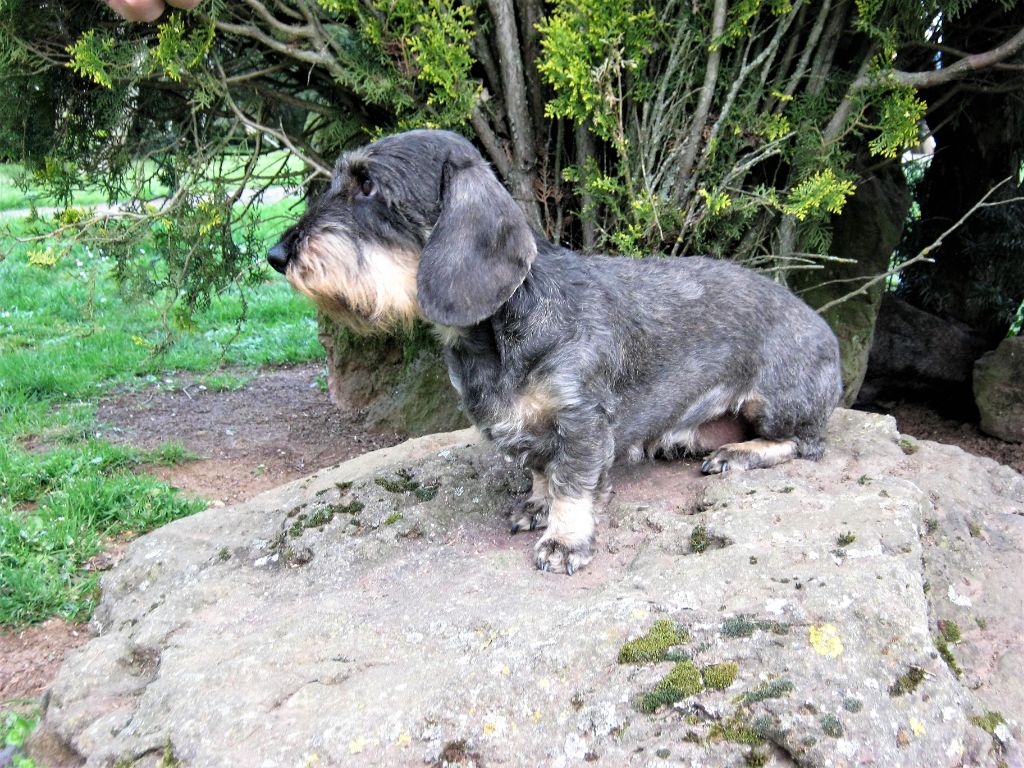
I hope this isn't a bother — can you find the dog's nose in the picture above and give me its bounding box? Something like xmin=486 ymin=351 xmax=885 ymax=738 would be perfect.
xmin=267 ymin=242 xmax=290 ymax=274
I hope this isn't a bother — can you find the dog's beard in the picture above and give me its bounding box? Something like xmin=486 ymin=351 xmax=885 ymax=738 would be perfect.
xmin=287 ymin=230 xmax=420 ymax=332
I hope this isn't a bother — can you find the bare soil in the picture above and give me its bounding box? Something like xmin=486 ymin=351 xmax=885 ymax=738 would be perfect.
xmin=3 ymin=369 xmax=1021 ymax=709
xmin=95 ymin=362 xmax=405 ymax=505
xmin=886 ymin=402 xmax=1024 ymax=475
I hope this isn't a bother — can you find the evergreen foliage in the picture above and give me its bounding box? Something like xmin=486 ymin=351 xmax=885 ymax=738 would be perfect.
xmin=1 ymin=0 xmax=1021 ymax=328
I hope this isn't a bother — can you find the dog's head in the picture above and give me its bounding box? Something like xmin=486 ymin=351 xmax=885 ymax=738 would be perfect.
xmin=268 ymin=130 xmax=537 ymax=331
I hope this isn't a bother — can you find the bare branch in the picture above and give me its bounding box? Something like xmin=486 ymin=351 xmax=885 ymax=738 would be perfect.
xmin=671 ymin=0 xmax=727 ymax=203
xmin=814 ymin=178 xmax=1022 ymax=314
xmin=842 ymin=25 xmax=1024 ymax=95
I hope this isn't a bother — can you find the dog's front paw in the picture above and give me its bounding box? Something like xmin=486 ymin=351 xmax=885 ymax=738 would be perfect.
xmin=534 ymin=533 xmax=594 ymax=575
xmin=510 ymin=496 xmax=548 ymax=535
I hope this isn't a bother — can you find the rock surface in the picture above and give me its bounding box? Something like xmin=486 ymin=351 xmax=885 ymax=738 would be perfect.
xmin=30 ymin=410 xmax=1024 ymax=767
xmin=974 ymin=336 xmax=1024 ymax=442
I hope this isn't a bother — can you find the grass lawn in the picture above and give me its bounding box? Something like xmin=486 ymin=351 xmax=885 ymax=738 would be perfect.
xmin=0 ymin=152 xmax=303 ymax=213
xmin=0 ymin=194 xmax=320 ymax=629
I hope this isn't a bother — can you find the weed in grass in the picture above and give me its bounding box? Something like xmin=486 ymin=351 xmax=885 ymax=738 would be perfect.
xmin=148 ymin=442 xmax=200 ymax=466
xmin=198 ymin=371 xmax=255 ymax=392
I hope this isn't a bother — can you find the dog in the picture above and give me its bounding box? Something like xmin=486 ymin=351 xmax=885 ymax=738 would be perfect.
xmin=268 ymin=129 xmax=843 ymax=575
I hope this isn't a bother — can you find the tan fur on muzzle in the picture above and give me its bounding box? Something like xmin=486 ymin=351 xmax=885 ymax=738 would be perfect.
xmin=286 ymin=230 xmax=420 ymax=331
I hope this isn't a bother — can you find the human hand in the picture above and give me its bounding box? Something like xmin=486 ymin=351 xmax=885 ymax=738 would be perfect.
xmin=106 ymin=0 xmax=203 ymax=22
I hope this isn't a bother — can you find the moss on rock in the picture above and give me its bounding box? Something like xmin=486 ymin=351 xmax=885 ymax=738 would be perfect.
xmin=618 ymin=619 xmax=689 ymax=664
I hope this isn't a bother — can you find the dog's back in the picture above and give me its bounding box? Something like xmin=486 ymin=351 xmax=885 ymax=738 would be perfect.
xmin=508 ymin=245 xmax=842 ymax=463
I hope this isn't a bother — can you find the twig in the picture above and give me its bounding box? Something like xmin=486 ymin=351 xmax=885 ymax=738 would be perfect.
xmin=814 ymin=178 xmax=1022 ymax=314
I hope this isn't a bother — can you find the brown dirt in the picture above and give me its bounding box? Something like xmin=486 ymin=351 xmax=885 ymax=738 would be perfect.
xmin=886 ymin=402 xmax=1024 ymax=475
xmin=0 ymin=620 xmax=89 ymax=706
xmin=95 ymin=362 xmax=405 ymax=505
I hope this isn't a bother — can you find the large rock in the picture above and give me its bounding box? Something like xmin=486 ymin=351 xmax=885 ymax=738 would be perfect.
xmin=859 ymin=294 xmax=990 ymax=417
xmin=318 ymin=319 xmax=467 ymax=437
xmin=30 ymin=411 xmax=1024 ymax=767
xmin=974 ymin=336 xmax=1024 ymax=442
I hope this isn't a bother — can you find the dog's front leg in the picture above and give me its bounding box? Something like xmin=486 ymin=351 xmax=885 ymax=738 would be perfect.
xmin=533 ymin=412 xmax=614 ymax=575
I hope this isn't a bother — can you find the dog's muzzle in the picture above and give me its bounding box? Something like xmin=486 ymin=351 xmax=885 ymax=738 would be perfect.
xmin=267 ymin=242 xmax=290 ymax=274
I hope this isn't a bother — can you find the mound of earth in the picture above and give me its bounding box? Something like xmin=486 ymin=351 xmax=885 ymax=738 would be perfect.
xmin=27 ymin=409 xmax=1023 ymax=767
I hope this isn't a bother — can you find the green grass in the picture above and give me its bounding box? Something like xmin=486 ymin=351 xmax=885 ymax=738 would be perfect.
xmin=0 ymin=193 xmax=321 ymax=628
xmin=0 ymin=153 xmax=304 ymax=213
xmin=1 ymin=708 xmax=39 ymax=767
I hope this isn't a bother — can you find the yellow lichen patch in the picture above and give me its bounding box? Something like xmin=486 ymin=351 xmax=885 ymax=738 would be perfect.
xmin=396 ymin=733 xmax=412 ymax=747
xmin=910 ymin=717 xmax=926 ymax=737
xmin=482 ymin=722 xmax=497 ymax=736
xmin=348 ymin=737 xmax=367 ymax=754
xmin=809 ymin=623 xmax=844 ymax=657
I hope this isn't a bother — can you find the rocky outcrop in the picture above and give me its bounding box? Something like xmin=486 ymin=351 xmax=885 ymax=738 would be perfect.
xmin=974 ymin=336 xmax=1024 ymax=442
xmin=30 ymin=411 xmax=1024 ymax=767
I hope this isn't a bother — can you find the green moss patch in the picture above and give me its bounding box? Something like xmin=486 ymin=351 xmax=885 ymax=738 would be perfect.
xmin=689 ymin=524 xmax=731 ymax=553
xmin=820 ymin=714 xmax=843 ymax=738
xmin=934 ymin=635 xmax=962 ymax=676
xmin=721 ymin=616 xmax=790 ymax=638
xmin=638 ymin=660 xmax=703 ymax=713
xmin=970 ymin=711 xmax=1006 ymax=734
xmin=333 ymin=499 xmax=365 ymax=516
xmin=938 ymin=619 xmax=961 ymax=643
xmin=888 ymin=666 xmax=925 ymax=697
xmin=898 ymin=438 xmax=919 ymax=455
xmin=836 ymin=531 xmax=856 ymax=546
xmin=708 ymin=713 xmax=764 ymax=746
xmin=737 ymin=678 xmax=794 ymax=704
xmin=702 ymin=662 xmax=738 ymax=690
xmin=618 ymin=619 xmax=689 ymax=664
xmin=374 ymin=468 xmax=420 ymax=493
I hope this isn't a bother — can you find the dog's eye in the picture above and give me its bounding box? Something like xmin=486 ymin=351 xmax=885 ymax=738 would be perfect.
xmin=358 ymin=178 xmax=374 ymax=197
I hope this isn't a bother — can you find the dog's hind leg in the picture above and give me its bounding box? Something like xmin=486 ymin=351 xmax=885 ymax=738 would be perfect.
xmin=510 ymin=470 xmax=550 ymax=534
xmin=700 ymin=396 xmax=827 ymax=474
xmin=701 ymin=437 xmax=798 ymax=474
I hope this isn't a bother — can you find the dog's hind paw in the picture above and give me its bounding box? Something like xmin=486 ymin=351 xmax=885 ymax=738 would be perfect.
xmin=510 ymin=497 xmax=548 ymax=535
xmin=533 ymin=534 xmax=594 ymax=575
xmin=701 ymin=438 xmax=798 ymax=474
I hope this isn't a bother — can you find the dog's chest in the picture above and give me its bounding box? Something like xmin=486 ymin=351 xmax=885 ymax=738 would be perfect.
xmin=444 ymin=330 xmax=560 ymax=463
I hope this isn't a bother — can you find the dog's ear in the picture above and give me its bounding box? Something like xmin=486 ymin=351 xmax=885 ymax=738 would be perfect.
xmin=417 ymin=149 xmax=537 ymax=327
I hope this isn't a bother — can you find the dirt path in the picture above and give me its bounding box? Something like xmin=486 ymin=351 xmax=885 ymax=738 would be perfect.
xmin=95 ymin=363 xmax=404 ymax=505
